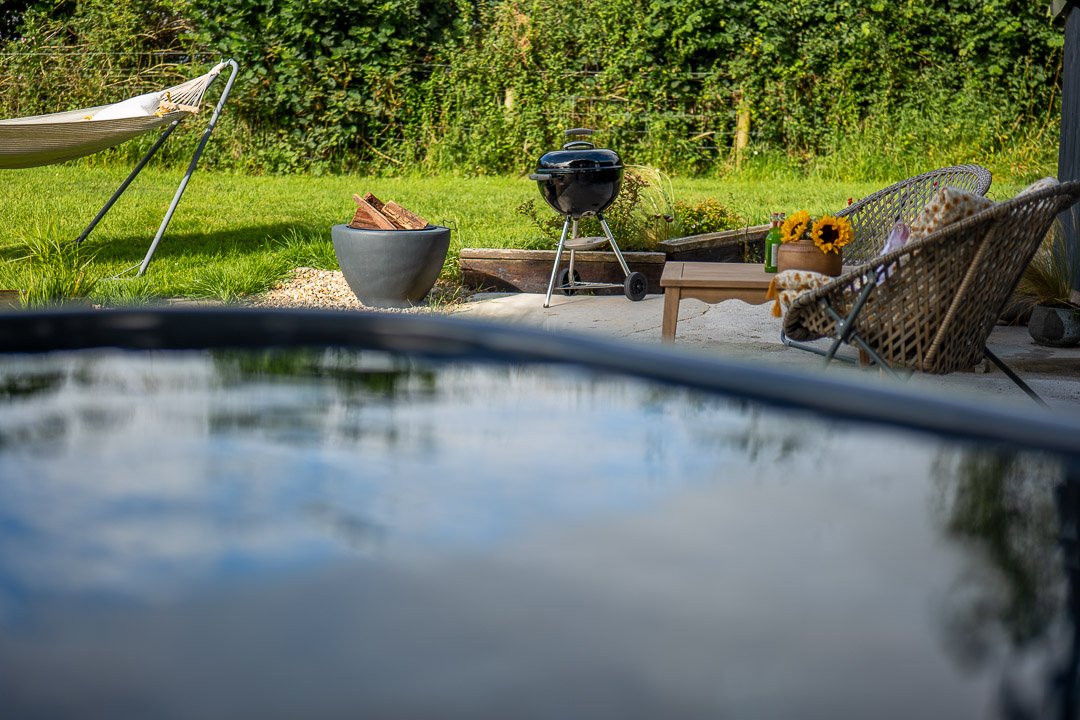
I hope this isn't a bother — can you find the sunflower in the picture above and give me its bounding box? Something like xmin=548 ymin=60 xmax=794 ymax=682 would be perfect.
xmin=810 ymin=215 xmax=854 ymax=254
xmin=780 ymin=210 xmax=811 ymax=243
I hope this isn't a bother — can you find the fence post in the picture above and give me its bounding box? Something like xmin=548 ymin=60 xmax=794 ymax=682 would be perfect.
xmin=735 ymin=89 xmax=750 ymax=170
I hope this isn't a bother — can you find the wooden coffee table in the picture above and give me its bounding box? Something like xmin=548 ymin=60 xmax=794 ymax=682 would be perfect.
xmin=660 ymin=262 xmax=776 ymax=342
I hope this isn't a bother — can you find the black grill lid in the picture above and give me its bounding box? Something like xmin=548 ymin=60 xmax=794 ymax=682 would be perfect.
xmin=535 ymin=129 xmax=622 ymax=171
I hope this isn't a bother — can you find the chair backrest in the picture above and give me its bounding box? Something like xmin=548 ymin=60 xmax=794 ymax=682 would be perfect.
xmin=836 ymin=165 xmax=993 ymax=264
xmin=785 ymin=181 xmax=1080 ymax=374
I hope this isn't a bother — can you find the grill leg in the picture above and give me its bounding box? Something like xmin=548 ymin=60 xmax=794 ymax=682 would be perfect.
xmin=544 ymin=216 xmax=572 ymax=308
xmin=567 ymin=218 xmax=579 ymax=291
xmin=598 ymin=215 xmax=633 ymax=277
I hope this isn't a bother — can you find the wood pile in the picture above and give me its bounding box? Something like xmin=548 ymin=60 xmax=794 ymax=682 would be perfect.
xmin=349 ymin=192 xmax=428 ymax=230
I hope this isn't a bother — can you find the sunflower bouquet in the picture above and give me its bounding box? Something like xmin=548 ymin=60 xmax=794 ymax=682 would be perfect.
xmin=780 ymin=210 xmax=854 ymax=255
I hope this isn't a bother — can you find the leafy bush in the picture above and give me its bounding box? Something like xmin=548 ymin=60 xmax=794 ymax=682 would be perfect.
xmin=192 ymin=0 xmax=459 ymax=172
xmin=673 ymin=197 xmax=743 ymax=237
xmin=0 ymin=0 xmax=1064 ymax=179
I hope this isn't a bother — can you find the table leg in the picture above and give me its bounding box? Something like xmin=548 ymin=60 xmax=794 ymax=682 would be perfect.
xmin=662 ymin=287 xmax=681 ymax=343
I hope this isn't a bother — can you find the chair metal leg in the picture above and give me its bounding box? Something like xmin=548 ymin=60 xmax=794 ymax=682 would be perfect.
xmin=820 ymin=274 xmax=878 ymax=364
xmin=984 ymin=346 xmax=1048 ymax=407
xmin=137 ymin=59 xmax=240 ymax=277
xmin=544 ymin=217 xmax=572 ymax=308
xmin=780 ymin=330 xmax=859 ymax=364
xmin=781 ymin=272 xmax=878 ymax=368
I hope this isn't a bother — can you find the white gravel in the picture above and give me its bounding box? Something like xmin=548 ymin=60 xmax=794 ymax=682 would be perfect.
xmin=249 ymin=268 xmax=367 ymax=311
xmin=246 ymin=267 xmax=470 ymax=312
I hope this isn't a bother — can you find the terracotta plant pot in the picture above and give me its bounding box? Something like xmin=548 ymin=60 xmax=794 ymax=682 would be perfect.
xmin=777 ymin=240 xmax=842 ymax=276
xmin=1028 ymin=304 xmax=1080 ymax=347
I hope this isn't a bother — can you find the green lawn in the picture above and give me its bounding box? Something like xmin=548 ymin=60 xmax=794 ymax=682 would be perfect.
xmin=0 ymin=165 xmax=1029 ymax=305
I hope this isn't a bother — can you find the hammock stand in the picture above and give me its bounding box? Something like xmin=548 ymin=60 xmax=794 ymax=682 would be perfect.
xmin=0 ymin=59 xmax=240 ymax=276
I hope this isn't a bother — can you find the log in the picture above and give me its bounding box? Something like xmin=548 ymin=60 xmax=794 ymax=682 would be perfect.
xmin=362 ymin=192 xmax=387 ymax=214
xmin=350 ymin=195 xmax=396 ymax=230
xmin=382 ymin=201 xmax=428 ymax=230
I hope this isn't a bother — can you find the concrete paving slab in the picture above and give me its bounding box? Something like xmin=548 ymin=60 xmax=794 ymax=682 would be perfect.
xmin=453 ymin=292 xmax=1080 ymax=415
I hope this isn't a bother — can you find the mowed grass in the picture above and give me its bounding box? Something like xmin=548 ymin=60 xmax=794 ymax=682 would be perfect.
xmin=0 ymin=165 xmax=1029 ymax=305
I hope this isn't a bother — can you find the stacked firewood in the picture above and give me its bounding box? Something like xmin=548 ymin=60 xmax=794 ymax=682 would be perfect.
xmin=349 ymin=192 xmax=428 ymax=230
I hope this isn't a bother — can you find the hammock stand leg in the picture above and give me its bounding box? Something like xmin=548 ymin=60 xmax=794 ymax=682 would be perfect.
xmin=136 ymin=58 xmax=240 ymax=277
xmin=73 ymin=121 xmax=183 ymax=248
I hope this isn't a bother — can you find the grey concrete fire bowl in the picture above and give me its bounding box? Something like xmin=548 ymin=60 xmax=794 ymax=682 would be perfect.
xmin=331 ymin=224 xmax=451 ymax=307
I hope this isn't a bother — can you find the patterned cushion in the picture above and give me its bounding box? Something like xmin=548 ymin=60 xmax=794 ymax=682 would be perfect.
xmin=766 ymin=269 xmax=832 ymax=318
xmin=909 ymin=187 xmax=996 ymax=241
xmin=1016 ymin=176 xmax=1059 ymax=196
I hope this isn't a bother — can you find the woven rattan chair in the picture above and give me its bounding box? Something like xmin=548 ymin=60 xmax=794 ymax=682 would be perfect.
xmin=836 ymin=165 xmax=993 ymax=264
xmin=781 ymin=180 xmax=1080 ymax=405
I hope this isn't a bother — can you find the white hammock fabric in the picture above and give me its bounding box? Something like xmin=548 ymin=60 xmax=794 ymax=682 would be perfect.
xmin=0 ymin=62 xmax=227 ymax=169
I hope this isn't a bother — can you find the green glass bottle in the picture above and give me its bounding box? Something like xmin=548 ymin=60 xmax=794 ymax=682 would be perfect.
xmin=764 ymin=213 xmax=783 ymax=273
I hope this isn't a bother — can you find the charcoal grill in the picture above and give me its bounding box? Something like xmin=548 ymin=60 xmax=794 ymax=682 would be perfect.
xmin=529 ymin=129 xmax=648 ymax=307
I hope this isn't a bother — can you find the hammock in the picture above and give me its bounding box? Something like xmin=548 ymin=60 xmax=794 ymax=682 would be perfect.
xmin=0 ymin=63 xmax=227 ymax=169
xmin=0 ymin=59 xmax=239 ymax=276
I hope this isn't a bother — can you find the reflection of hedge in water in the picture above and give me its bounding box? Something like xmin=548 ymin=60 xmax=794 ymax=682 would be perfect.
xmin=1 ymin=0 xmax=1064 ymax=175
xmin=210 ymin=349 xmax=438 ymax=397
xmin=934 ymin=450 xmax=1066 ymax=668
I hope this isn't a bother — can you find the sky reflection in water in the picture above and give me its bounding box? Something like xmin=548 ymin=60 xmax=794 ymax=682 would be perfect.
xmin=0 ymin=348 xmax=1072 ymax=719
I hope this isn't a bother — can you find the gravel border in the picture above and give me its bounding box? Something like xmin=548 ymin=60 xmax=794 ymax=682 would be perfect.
xmin=246 ymin=268 xmax=472 ymax=312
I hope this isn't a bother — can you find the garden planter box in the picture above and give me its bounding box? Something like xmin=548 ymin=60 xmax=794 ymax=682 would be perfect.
xmin=657 ymin=224 xmax=769 ymax=263
xmin=459 ymin=248 xmax=666 ymax=295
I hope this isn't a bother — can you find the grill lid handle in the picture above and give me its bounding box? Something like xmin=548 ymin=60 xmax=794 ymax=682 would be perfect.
xmin=562 ymin=128 xmax=596 ymax=150
xmin=529 ymin=173 xmax=552 ymax=181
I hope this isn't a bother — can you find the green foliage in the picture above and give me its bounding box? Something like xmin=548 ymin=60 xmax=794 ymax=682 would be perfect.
xmin=674 ymin=197 xmax=743 ymax=237
xmin=411 ymin=0 xmax=1062 ymax=179
xmin=0 ymin=233 xmax=102 ymax=308
xmin=182 ymin=251 xmax=292 ymax=302
xmin=273 ymin=228 xmax=340 ymax=270
xmin=191 ymin=0 xmax=460 ymax=172
xmin=0 ymin=0 xmax=224 ymax=166
xmin=1015 ymin=221 xmax=1080 ymax=310
xmin=0 ymin=0 xmax=1064 ymax=179
xmin=1 ymin=0 xmax=197 ymax=114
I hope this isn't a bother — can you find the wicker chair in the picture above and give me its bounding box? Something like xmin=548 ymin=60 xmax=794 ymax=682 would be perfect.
xmin=781 ymin=180 xmax=1080 ymax=405
xmin=836 ymin=165 xmax=993 ymax=264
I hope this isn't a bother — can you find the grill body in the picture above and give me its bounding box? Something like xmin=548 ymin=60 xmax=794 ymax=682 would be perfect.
xmin=527 ymin=129 xmax=646 ymax=306
xmin=530 ymin=135 xmax=623 ymax=219
xmin=534 ymin=167 xmax=623 ymax=218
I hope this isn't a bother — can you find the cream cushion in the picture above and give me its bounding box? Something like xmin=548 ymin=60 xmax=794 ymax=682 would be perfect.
xmin=908 ymin=177 xmax=1059 ymax=242
xmin=1016 ymin=176 xmax=1060 ymax=196
xmin=909 ymin=187 xmax=996 ymax=241
xmin=767 ymin=269 xmax=832 ymax=318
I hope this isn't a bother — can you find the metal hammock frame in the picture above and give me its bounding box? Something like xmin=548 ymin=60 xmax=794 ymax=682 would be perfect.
xmin=0 ymin=59 xmax=239 ymax=276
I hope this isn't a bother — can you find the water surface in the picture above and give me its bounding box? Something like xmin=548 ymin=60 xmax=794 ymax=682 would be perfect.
xmin=0 ymin=348 xmax=1072 ymax=719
